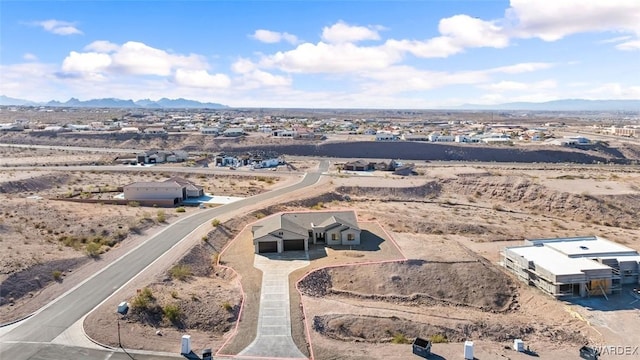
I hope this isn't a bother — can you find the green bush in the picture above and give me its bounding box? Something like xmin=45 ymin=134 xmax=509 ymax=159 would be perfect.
xmin=85 ymin=242 xmax=102 ymax=257
xmin=163 ymin=304 xmax=181 ymax=323
xmin=156 ymin=210 xmax=166 ymax=223
xmin=430 ymin=334 xmax=448 ymax=343
xmin=169 ymin=264 xmax=192 ymax=281
xmin=131 ymin=287 xmax=154 ymax=310
xmin=222 ymin=301 xmax=233 ymax=312
xmin=175 ymin=207 xmax=186 ymax=213
xmin=52 ymin=270 xmax=63 ymax=281
xmin=391 ymin=333 xmax=411 ymax=344
xmin=211 ymin=219 xmax=221 ymax=227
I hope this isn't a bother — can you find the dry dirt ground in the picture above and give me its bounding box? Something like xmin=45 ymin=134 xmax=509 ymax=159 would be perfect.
xmin=3 ymin=153 xmax=640 ymax=359
xmin=0 ymin=156 xmax=296 ymax=323
xmin=80 ymin=162 xmax=640 ymax=359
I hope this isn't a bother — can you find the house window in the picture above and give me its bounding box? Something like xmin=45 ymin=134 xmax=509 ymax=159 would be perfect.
xmin=347 ymin=234 xmax=355 ymax=241
xmin=331 ymin=234 xmax=337 ymax=240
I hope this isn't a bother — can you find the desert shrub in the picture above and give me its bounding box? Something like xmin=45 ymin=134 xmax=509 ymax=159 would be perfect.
xmin=222 ymin=301 xmax=233 ymax=312
xmin=170 ymin=290 xmax=179 ymax=299
xmin=430 ymin=334 xmax=448 ymax=343
xmin=255 ymin=212 xmax=266 ymax=219
xmin=169 ymin=264 xmax=192 ymax=281
xmin=156 ymin=210 xmax=166 ymax=223
xmin=175 ymin=207 xmax=186 ymax=213
xmin=85 ymin=242 xmax=102 ymax=257
xmin=127 ymin=201 xmax=140 ymax=207
xmin=311 ymin=202 xmax=324 ymax=210
xmin=391 ymin=333 xmax=411 ymax=344
xmin=211 ymin=219 xmax=221 ymax=227
xmin=52 ymin=270 xmax=63 ymax=281
xmin=163 ymin=304 xmax=181 ymax=323
xmin=131 ymin=287 xmax=154 ymax=310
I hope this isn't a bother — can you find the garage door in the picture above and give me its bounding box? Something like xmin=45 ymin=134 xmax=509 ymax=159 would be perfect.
xmin=283 ymin=239 xmax=305 ymax=251
xmin=258 ymin=241 xmax=278 ymax=253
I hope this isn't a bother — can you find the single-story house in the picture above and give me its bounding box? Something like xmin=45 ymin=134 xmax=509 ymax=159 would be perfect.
xmin=343 ymin=160 xmax=375 ymax=171
xmin=252 ymin=210 xmax=361 ymax=253
xmin=123 ymin=176 xmax=204 ymax=205
xmin=223 ymin=127 xmax=244 ymax=137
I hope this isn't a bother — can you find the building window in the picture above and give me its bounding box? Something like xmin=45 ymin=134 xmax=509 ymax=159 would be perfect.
xmin=347 ymin=234 xmax=355 ymax=241
xmin=331 ymin=234 xmax=337 ymax=240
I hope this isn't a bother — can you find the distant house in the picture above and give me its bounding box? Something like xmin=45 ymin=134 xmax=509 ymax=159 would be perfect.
xmin=343 ymin=160 xmax=375 ymax=171
xmin=145 ymin=127 xmax=167 ymax=135
xmin=201 ymin=127 xmax=220 ymax=135
xmin=120 ymin=127 xmax=140 ymax=133
xmin=252 ymin=210 xmax=361 ymax=253
xmin=137 ymin=150 xmax=188 ymax=164
xmin=271 ymin=129 xmax=297 ymax=137
xmin=123 ymin=176 xmax=204 ymax=205
xmin=402 ymin=134 xmax=429 ymax=142
xmin=223 ymin=127 xmax=244 ymax=137
xmin=376 ymin=133 xmax=398 ymax=141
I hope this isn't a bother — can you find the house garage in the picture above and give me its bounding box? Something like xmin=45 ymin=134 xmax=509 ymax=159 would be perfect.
xmin=283 ymin=239 xmax=305 ymax=251
xmin=258 ymin=241 xmax=278 ymax=253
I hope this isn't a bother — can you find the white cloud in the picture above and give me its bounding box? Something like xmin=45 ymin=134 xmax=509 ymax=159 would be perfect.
xmin=174 ymin=69 xmax=230 ymax=88
xmin=61 ymin=41 xmax=208 ymax=78
xmin=61 ymin=51 xmax=112 ymax=74
xmin=260 ymin=41 xmax=402 ymax=73
xmin=616 ymin=39 xmax=640 ymax=50
xmin=32 ymin=19 xmax=82 ymax=35
xmin=386 ymin=15 xmax=508 ymax=58
xmin=506 ymin=0 xmax=640 ymax=41
xmin=479 ymin=79 xmax=557 ymax=92
xmin=251 ymin=29 xmax=299 ymax=44
xmin=23 ymin=53 xmax=38 ymax=61
xmin=488 ymin=62 xmax=555 ymax=74
xmin=231 ymin=58 xmax=257 ymax=74
xmin=110 ymin=41 xmax=207 ymax=76
xmin=321 ymin=21 xmax=381 ymax=44
xmin=236 ymin=69 xmax=292 ymax=89
xmin=84 ymin=40 xmax=120 ymax=53
xmin=586 ymin=82 xmax=640 ymax=99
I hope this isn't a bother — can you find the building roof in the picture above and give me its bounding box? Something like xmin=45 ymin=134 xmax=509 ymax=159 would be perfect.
xmin=165 ymin=176 xmax=203 ymax=190
xmin=253 ymin=211 xmax=359 ymax=239
xmin=124 ymin=181 xmax=182 ymax=189
xmin=507 ymin=246 xmax=610 ymax=276
xmin=527 ymin=236 xmax=638 ymax=258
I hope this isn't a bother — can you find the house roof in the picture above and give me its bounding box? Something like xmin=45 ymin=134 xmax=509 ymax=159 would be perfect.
xmin=165 ymin=176 xmax=203 ymax=190
xmin=124 ymin=181 xmax=182 ymax=189
xmin=253 ymin=211 xmax=360 ymax=239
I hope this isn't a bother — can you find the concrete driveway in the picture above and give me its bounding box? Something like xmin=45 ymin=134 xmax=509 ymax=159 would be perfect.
xmin=239 ymin=252 xmax=310 ymax=359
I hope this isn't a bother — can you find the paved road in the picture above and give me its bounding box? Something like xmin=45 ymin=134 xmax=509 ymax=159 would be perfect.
xmin=0 ymin=161 xmax=329 ymax=360
xmin=0 ymin=143 xmax=142 ymax=153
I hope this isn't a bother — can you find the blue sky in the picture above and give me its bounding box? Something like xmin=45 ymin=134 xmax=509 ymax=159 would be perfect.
xmin=1 ymin=0 xmax=639 ymax=108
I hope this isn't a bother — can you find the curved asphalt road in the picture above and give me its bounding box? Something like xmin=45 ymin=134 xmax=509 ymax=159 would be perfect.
xmin=0 ymin=160 xmax=329 ymax=360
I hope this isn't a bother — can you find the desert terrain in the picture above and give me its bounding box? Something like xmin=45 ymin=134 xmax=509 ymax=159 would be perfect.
xmin=2 ymin=137 xmax=640 ymax=359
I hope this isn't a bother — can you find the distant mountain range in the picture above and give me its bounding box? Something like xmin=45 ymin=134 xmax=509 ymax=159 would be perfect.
xmin=1 ymin=95 xmax=638 ymax=111
xmin=0 ymin=95 xmax=228 ymax=109
xmin=457 ymin=99 xmax=640 ymax=111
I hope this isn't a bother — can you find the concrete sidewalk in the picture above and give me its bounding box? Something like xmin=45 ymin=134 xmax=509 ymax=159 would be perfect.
xmin=239 ymin=253 xmax=309 ymax=359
